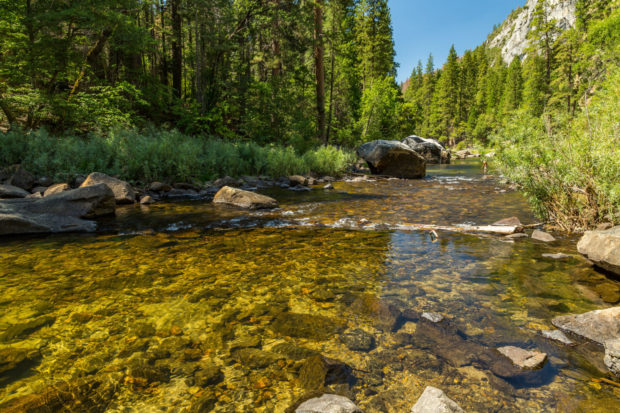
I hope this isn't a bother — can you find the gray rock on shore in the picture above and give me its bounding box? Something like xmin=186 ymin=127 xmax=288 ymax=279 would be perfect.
xmin=0 ymin=184 xmax=115 ymax=235
xmin=44 ymin=183 xmax=71 ymax=197
xmin=356 ymin=140 xmax=426 ymax=179
xmin=296 ymin=394 xmax=362 ymax=413
xmin=213 ymin=186 xmax=278 ymax=209
xmin=80 ymin=172 xmax=135 ymax=204
xmin=0 ymin=184 xmax=30 ymax=199
xmin=577 ymin=226 xmax=620 ymax=275
xmin=411 ymin=386 xmax=465 ymax=413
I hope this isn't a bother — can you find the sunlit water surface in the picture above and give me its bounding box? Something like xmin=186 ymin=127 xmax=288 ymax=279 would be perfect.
xmin=1 ymin=160 xmax=619 ymax=412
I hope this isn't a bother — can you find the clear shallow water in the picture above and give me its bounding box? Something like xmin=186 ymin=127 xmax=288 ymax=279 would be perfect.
xmin=1 ymin=160 xmax=619 ymax=412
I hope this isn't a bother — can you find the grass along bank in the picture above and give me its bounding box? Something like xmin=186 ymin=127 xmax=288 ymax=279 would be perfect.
xmin=491 ymin=68 xmax=620 ymax=232
xmin=0 ymin=128 xmax=355 ymax=184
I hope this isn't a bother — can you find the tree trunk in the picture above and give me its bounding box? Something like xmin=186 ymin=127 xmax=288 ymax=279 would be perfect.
xmin=0 ymin=95 xmax=16 ymax=125
xmin=68 ymin=28 xmax=114 ymax=100
xmin=159 ymin=0 xmax=168 ymax=87
xmin=313 ymin=0 xmax=326 ymax=144
xmin=171 ymin=0 xmax=183 ymax=99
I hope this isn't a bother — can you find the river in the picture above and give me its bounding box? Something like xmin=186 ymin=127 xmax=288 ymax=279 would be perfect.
xmin=1 ymin=160 xmax=618 ymax=412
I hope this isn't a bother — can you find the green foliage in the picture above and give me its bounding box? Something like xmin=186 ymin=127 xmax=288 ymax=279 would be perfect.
xmin=0 ymin=128 xmax=354 ymax=183
xmin=492 ymin=67 xmax=620 ymax=230
xmin=358 ymin=76 xmax=401 ymax=142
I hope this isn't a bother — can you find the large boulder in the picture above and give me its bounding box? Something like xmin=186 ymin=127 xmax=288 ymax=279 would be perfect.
xmin=0 ymin=165 xmax=35 ymax=190
xmin=577 ymin=226 xmax=620 ymax=275
xmin=0 ymin=184 xmax=115 ymax=235
xmin=356 ymin=140 xmax=426 ymax=179
xmin=0 ymin=184 xmax=30 ymax=199
xmin=411 ymin=386 xmax=465 ymax=413
xmin=80 ymin=172 xmax=135 ymax=204
xmin=213 ymin=186 xmax=278 ymax=209
xmin=402 ymin=136 xmax=451 ymax=164
xmin=552 ymin=307 xmax=620 ymax=345
xmin=296 ymin=394 xmax=362 ymax=413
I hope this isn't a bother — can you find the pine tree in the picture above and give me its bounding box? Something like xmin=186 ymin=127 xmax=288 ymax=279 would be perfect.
xmin=502 ymin=57 xmax=523 ymax=113
xmin=523 ymin=55 xmax=548 ymax=117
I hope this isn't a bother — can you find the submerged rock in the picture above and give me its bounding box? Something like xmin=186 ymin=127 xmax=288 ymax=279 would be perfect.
xmin=356 ymin=140 xmax=426 ymax=179
xmin=81 ymin=172 xmax=135 ymax=204
xmin=552 ymin=307 xmax=620 ymax=345
xmin=410 ymin=386 xmax=465 ymax=413
xmin=271 ymin=312 xmax=343 ymax=340
xmin=232 ymin=348 xmax=282 ymax=369
xmin=496 ymin=346 xmax=547 ymax=369
xmin=213 ymin=186 xmax=278 ymax=209
xmin=0 ymin=316 xmax=56 ymax=342
xmin=541 ymin=330 xmax=574 ymax=345
xmin=341 ymin=328 xmax=376 ymax=352
xmin=542 ymin=253 xmax=570 ymax=260
xmin=604 ymin=339 xmax=620 ymax=375
xmin=577 ymin=226 xmax=620 ymax=275
xmin=421 ymin=312 xmax=445 ymax=323
xmin=271 ymin=343 xmax=319 ymax=360
xmin=531 ymin=230 xmax=556 ymax=242
xmin=350 ymin=294 xmax=403 ymax=332
xmin=296 ymin=394 xmax=362 ymax=413
xmin=194 ymin=362 xmax=224 ymax=386
xmin=0 ymin=348 xmax=40 ymax=379
xmin=298 ymin=355 xmax=355 ymax=391
xmin=0 ymin=373 xmax=122 ymax=413
xmin=402 ymin=135 xmax=451 ymax=164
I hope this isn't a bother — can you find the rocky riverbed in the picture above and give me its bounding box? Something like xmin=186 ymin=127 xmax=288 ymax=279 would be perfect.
xmin=1 ymin=160 xmax=619 ymax=412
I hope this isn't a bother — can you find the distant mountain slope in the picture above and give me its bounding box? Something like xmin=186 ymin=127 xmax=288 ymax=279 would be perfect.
xmin=488 ymin=0 xmax=577 ymax=62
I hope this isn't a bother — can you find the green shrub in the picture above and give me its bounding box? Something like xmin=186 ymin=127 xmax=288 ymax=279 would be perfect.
xmin=0 ymin=128 xmax=355 ymax=183
xmin=492 ymin=68 xmax=620 ymax=230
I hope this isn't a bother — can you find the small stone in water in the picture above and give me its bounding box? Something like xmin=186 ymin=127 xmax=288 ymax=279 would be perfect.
xmin=296 ymin=394 xmax=362 ymax=413
xmin=493 ymin=217 xmax=522 ymax=226
xmin=505 ymin=233 xmax=528 ymax=239
xmin=497 ymin=346 xmax=547 ymax=369
xmin=421 ymin=312 xmax=444 ymax=323
xmin=541 ymin=329 xmax=574 ymax=345
xmin=341 ymin=328 xmax=376 ymax=352
xmin=323 ymin=183 xmax=334 ymax=190
xmin=411 ymin=386 xmax=465 ymax=413
xmin=532 ymin=230 xmax=556 ymax=242
xmin=542 ymin=253 xmax=570 ymax=260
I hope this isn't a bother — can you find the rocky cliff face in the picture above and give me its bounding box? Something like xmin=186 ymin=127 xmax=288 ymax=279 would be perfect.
xmin=488 ymin=0 xmax=577 ymax=62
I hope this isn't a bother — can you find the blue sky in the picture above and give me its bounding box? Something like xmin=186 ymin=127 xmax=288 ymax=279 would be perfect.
xmin=390 ymin=0 xmax=524 ymax=83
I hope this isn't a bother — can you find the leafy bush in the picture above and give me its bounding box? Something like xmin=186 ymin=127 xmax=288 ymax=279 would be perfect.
xmin=492 ymin=68 xmax=620 ymax=230
xmin=0 ymin=128 xmax=355 ymax=183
